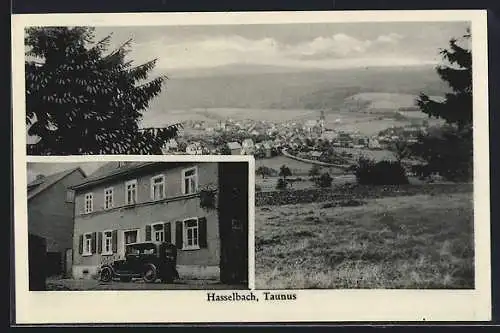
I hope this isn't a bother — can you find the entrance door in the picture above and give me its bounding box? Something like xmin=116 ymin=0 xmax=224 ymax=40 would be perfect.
xmin=64 ymin=248 xmax=73 ymax=278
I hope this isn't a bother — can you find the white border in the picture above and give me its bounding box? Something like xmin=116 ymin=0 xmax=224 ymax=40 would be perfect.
xmin=12 ymin=10 xmax=490 ymax=323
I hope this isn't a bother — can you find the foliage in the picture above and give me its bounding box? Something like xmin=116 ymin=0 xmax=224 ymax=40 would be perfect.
xmin=177 ymin=141 xmax=188 ymax=152
xmin=308 ymin=164 xmax=321 ymax=177
xmin=409 ymin=126 xmax=473 ymax=181
xmin=25 ymin=27 xmax=181 ymax=155
xmin=217 ymin=144 xmax=232 ymax=155
xmin=276 ymin=178 xmax=288 ymax=191
xmin=255 ymin=145 xmax=267 ymax=159
xmin=315 ymin=172 xmax=333 ymax=188
xmin=256 ymin=166 xmax=275 ymax=178
xmin=279 ymin=165 xmax=292 ymax=180
xmin=416 ymin=29 xmax=472 ymax=129
xmin=391 ymin=140 xmax=412 ymax=161
xmin=354 ymin=157 xmax=409 ymax=185
xmin=411 ymin=29 xmax=473 ymax=181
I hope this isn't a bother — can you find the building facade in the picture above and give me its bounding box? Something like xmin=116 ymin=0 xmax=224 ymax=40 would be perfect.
xmin=70 ymin=162 xmax=248 ymax=284
xmin=27 ymin=167 xmax=87 ymax=277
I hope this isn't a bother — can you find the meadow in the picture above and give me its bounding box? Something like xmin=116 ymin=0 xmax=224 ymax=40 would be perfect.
xmin=255 ymin=188 xmax=474 ymax=289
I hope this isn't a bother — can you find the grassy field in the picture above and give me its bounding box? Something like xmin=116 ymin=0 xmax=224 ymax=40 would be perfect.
xmin=256 ymin=156 xmax=346 ymax=176
xmin=255 ymin=191 xmax=474 ymax=289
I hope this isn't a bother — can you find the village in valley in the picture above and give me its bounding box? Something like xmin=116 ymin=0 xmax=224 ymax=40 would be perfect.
xmin=165 ymin=109 xmax=436 ymax=191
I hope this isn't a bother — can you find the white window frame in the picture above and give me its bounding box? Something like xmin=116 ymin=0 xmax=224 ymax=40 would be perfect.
xmin=123 ymin=229 xmax=140 ymax=245
xmin=125 ymin=179 xmax=138 ymax=205
xmin=121 ymin=228 xmax=141 ymax=254
xmin=84 ymin=193 xmax=93 ymax=214
xmin=82 ymin=232 xmax=93 ymax=256
xmin=150 ymin=175 xmax=166 ymax=201
xmin=102 ymin=230 xmax=113 ymax=255
xmin=104 ymin=187 xmax=114 ymax=210
xmin=183 ymin=217 xmax=200 ymax=250
xmin=151 ymin=222 xmax=165 ymax=242
xmin=181 ymin=166 xmax=198 ymax=195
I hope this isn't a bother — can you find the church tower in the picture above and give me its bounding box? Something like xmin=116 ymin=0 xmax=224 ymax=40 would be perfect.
xmin=319 ymin=110 xmax=325 ymax=134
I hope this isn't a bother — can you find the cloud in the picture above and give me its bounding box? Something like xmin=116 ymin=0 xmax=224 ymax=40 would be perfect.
xmin=127 ymin=32 xmax=433 ymax=71
xmin=375 ymin=33 xmax=404 ymax=43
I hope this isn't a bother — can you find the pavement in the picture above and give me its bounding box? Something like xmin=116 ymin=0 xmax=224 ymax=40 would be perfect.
xmin=46 ymin=277 xmax=247 ymax=290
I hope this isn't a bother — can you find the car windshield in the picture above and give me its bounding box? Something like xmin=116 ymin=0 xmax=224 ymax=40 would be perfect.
xmin=126 ymin=244 xmax=156 ymax=255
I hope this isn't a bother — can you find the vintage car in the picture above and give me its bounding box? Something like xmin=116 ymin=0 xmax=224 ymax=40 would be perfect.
xmin=99 ymin=241 xmax=180 ymax=283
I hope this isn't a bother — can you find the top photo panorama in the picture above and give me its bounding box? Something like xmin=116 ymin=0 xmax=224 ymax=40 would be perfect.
xmin=25 ymin=21 xmax=472 ymax=182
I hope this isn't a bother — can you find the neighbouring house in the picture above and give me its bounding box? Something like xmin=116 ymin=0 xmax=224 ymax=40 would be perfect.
xmin=227 ymin=142 xmax=242 ymax=155
xmin=310 ymin=151 xmax=323 ymax=160
xmin=70 ymin=161 xmax=249 ymax=284
xmin=27 ymin=167 xmax=87 ymax=278
xmin=241 ymin=138 xmax=255 ymax=155
xmin=186 ymin=142 xmax=203 ymax=155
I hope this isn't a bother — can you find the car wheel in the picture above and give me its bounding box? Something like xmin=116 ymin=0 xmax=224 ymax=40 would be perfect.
xmin=120 ymin=277 xmax=132 ymax=282
xmin=100 ymin=267 xmax=112 ymax=282
xmin=143 ymin=264 xmax=157 ymax=283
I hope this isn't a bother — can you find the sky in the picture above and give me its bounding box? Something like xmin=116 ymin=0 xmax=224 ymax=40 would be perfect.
xmin=92 ymin=21 xmax=470 ymax=75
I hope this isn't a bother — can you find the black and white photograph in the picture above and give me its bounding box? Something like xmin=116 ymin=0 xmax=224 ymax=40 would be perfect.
xmin=27 ymin=159 xmax=250 ymax=291
xmin=12 ymin=10 xmax=490 ymax=323
xmin=23 ymin=18 xmax=478 ymax=289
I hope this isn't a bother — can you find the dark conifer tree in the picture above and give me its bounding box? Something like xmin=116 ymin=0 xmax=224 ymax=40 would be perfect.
xmin=25 ymin=27 xmax=181 ymax=155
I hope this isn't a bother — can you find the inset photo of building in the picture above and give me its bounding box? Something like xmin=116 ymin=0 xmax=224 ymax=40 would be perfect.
xmin=26 ymin=159 xmax=251 ymax=290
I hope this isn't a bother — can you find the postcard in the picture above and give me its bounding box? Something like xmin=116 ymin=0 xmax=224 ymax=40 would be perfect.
xmin=11 ymin=10 xmax=490 ymax=324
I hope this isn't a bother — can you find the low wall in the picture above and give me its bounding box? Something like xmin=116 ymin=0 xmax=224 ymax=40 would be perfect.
xmin=255 ymin=183 xmax=473 ymax=206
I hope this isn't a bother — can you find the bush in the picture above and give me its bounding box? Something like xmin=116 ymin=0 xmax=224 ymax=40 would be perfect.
xmin=354 ymin=157 xmax=409 ymax=185
xmin=276 ymin=178 xmax=287 ymax=190
xmin=316 ymin=172 xmax=333 ymax=188
xmin=255 ymin=184 xmax=262 ymax=192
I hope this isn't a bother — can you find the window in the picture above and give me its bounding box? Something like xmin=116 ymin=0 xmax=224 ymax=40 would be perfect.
xmin=152 ymin=223 xmax=164 ymax=242
xmin=125 ymin=180 xmax=137 ymax=205
xmin=150 ymin=175 xmax=165 ymax=201
xmin=123 ymin=230 xmax=138 ymax=246
xmin=84 ymin=193 xmax=93 ymax=214
xmin=183 ymin=218 xmax=199 ymax=250
xmin=102 ymin=230 xmax=113 ymax=255
xmin=83 ymin=233 xmax=93 ymax=255
xmin=104 ymin=187 xmax=114 ymax=210
xmin=181 ymin=167 xmax=198 ymax=195
xmin=65 ymin=190 xmax=75 ymax=203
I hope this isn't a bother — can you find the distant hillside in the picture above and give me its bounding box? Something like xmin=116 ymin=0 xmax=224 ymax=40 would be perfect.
xmin=150 ymin=65 xmax=449 ymax=111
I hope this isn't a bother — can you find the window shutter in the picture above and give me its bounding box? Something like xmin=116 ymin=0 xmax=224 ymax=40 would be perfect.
xmin=78 ymin=235 xmax=83 ymax=254
xmin=175 ymin=221 xmax=183 ymax=249
xmin=97 ymin=232 xmax=102 ymax=254
xmin=145 ymin=225 xmax=152 ymax=241
xmin=164 ymin=222 xmax=171 ymax=243
xmin=198 ymin=217 xmax=208 ymax=248
xmin=112 ymin=230 xmax=118 ymax=253
xmin=91 ymin=232 xmax=97 ymax=254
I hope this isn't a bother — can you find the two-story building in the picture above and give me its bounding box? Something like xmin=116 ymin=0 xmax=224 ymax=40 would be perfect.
xmin=70 ymin=161 xmax=248 ymax=285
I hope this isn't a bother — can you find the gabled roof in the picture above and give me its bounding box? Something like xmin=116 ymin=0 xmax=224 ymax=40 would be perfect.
xmin=71 ymin=162 xmax=152 ymax=190
xmin=27 ymin=167 xmax=86 ymax=201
